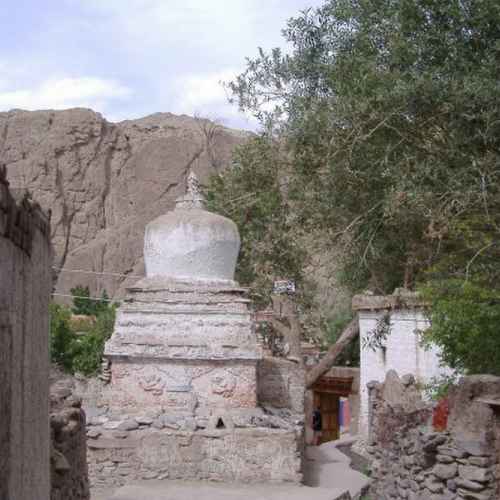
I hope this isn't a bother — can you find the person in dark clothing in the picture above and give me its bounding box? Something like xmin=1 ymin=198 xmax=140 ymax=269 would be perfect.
xmin=312 ymin=406 xmax=322 ymax=446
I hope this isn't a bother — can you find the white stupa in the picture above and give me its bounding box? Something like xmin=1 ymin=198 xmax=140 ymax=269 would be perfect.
xmin=89 ymin=173 xmax=302 ymax=487
xmin=104 ymin=172 xmax=261 ymax=411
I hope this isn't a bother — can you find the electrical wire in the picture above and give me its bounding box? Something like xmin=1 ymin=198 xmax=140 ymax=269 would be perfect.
xmin=52 ymin=266 xmax=144 ymax=280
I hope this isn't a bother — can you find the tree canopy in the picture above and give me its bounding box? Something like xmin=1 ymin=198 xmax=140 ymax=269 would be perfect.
xmin=226 ymin=0 xmax=500 ymax=294
xmin=208 ymin=0 xmax=500 ymax=371
xmin=71 ymin=286 xmax=110 ymax=316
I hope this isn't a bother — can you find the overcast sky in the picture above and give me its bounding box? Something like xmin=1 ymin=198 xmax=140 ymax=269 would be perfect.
xmin=0 ymin=0 xmax=325 ymax=129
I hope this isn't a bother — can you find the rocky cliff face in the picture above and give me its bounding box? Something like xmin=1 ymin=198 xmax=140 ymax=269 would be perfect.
xmin=1 ymin=108 xmax=248 ymax=299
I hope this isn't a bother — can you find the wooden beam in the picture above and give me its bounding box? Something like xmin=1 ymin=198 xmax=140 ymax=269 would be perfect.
xmin=305 ymin=315 xmax=359 ymax=389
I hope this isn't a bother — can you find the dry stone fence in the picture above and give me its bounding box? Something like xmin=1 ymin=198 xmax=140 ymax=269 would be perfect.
xmin=367 ymin=370 xmax=500 ymax=499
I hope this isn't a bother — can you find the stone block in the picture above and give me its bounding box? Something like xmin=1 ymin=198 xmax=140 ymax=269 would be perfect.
xmin=118 ymin=419 xmax=139 ymax=431
xmin=455 ymin=478 xmax=486 ymax=492
xmin=87 ymin=429 xmax=101 ymax=439
xmin=88 ymin=416 xmax=109 ymax=426
xmin=152 ymin=418 xmax=164 ymax=429
xmin=437 ymin=445 xmax=468 ymax=459
xmin=409 ymin=480 xmax=419 ymax=492
xmin=424 ymin=479 xmax=443 ymax=494
xmin=437 ymin=454 xmax=455 ymax=464
xmin=433 ymin=463 xmax=458 ymax=480
xmin=458 ymin=465 xmax=490 ymax=483
xmin=456 ymin=488 xmax=492 ymax=500
xmin=435 ymin=491 xmax=455 ymax=500
xmin=422 ymin=433 xmax=447 ymax=452
xmin=397 ymin=485 xmax=409 ymax=498
xmin=135 ymin=416 xmax=153 ymax=425
xmin=102 ymin=421 xmax=121 ymax=430
xmin=112 ymin=431 xmax=129 ymax=439
xmin=455 ymin=440 xmax=493 ymax=457
xmin=88 ymin=438 xmax=139 ymax=449
xmin=468 ymin=457 xmax=490 ymax=467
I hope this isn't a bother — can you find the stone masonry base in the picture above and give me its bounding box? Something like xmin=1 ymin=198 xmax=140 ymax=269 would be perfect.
xmin=87 ymin=412 xmax=303 ymax=488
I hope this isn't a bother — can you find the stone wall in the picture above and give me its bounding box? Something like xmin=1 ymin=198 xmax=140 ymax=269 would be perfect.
xmin=257 ymin=357 xmax=305 ymax=414
xmin=0 ymin=166 xmax=52 ymax=500
xmin=76 ymin=354 xmax=305 ymax=489
xmin=86 ymin=407 xmax=303 ymax=488
xmin=367 ymin=371 xmax=500 ymax=500
xmin=353 ymin=291 xmax=453 ymax=436
xmin=50 ymin=377 xmax=89 ymax=500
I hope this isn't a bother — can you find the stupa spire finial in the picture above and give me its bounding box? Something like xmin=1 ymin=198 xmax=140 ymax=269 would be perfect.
xmin=186 ymin=170 xmax=201 ymax=197
xmin=175 ymin=170 xmax=205 ymax=210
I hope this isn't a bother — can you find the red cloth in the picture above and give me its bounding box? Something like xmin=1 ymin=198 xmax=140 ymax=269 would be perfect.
xmin=432 ymin=398 xmax=449 ymax=432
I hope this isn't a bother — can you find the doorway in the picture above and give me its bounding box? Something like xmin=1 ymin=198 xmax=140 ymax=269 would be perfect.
xmin=314 ymin=391 xmax=339 ymax=443
xmin=312 ymin=375 xmax=353 ymax=444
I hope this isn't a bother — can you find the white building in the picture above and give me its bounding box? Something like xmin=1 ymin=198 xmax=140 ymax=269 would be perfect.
xmin=353 ymin=291 xmax=452 ymax=437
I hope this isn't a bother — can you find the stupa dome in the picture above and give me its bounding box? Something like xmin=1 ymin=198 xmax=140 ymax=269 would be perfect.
xmin=144 ymin=172 xmax=240 ymax=282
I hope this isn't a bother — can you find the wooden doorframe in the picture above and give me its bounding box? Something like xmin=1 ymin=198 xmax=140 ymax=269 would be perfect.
xmin=312 ymin=376 xmax=353 ymax=444
xmin=313 ymin=391 xmax=340 ymax=443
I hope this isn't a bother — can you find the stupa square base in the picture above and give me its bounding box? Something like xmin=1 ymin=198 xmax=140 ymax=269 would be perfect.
xmin=88 ymin=425 xmax=303 ymax=488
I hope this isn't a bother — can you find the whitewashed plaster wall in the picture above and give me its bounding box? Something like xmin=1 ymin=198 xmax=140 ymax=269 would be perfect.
xmin=358 ymin=308 xmax=452 ymax=437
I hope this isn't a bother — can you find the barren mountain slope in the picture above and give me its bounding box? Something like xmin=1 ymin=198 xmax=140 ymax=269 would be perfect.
xmin=1 ymin=108 xmax=249 ymax=299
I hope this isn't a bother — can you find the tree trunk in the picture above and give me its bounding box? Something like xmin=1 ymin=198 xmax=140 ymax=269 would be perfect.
xmin=271 ymin=294 xmax=302 ymax=363
xmin=305 ymin=315 xmax=359 ymax=389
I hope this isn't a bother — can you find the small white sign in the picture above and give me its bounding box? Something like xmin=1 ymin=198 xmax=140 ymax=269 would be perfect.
xmin=273 ymin=279 xmax=296 ymax=294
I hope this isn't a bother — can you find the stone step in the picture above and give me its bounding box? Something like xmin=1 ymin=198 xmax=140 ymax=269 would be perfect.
xmin=97 ymin=480 xmax=352 ymax=500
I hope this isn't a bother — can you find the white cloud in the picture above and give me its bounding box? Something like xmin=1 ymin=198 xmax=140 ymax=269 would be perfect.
xmin=172 ymin=69 xmax=258 ymax=129
xmin=1 ymin=0 xmax=326 ymax=127
xmin=176 ymin=69 xmax=236 ymax=110
xmin=0 ymin=77 xmax=132 ymax=112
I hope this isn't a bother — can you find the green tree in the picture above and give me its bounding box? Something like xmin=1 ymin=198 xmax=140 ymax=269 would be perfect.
xmin=209 ymin=0 xmax=500 ymax=370
xmin=227 ymin=0 xmax=500 ymax=294
xmin=71 ymin=304 xmax=117 ymax=376
xmin=50 ymin=286 xmax=117 ymax=375
xmin=70 ymin=285 xmax=94 ymax=315
xmin=206 ymin=136 xmax=312 ymax=309
xmin=71 ymin=286 xmax=111 ymax=317
xmin=421 ymin=280 xmax=500 ymax=375
xmin=49 ymin=303 xmax=76 ymax=371
xmin=96 ymin=289 xmax=110 ymax=315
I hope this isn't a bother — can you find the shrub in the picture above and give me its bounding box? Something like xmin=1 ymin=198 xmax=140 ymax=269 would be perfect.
xmin=50 ymin=286 xmax=117 ymax=376
xmin=421 ymin=279 xmax=500 ymax=376
xmin=71 ymin=305 xmax=117 ymax=376
xmin=49 ymin=303 xmax=76 ymax=371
